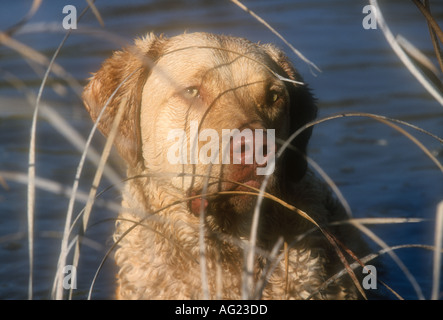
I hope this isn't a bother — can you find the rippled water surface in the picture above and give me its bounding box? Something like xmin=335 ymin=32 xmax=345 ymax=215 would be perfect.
xmin=0 ymin=0 xmax=442 ymax=299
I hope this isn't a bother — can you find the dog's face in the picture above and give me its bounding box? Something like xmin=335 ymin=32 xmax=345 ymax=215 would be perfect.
xmin=83 ymin=32 xmax=316 ymax=217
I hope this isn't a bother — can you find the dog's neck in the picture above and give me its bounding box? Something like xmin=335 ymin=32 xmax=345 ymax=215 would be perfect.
xmin=121 ymin=166 xmax=283 ymax=250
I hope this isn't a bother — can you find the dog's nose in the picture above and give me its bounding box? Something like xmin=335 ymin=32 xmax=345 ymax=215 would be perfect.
xmin=230 ymin=129 xmax=275 ymax=167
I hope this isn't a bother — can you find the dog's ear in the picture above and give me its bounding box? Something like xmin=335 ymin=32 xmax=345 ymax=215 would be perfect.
xmin=82 ymin=33 xmax=165 ymax=167
xmin=262 ymin=44 xmax=318 ymax=181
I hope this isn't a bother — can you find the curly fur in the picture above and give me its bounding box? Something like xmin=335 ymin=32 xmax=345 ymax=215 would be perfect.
xmin=83 ymin=32 xmax=366 ymax=300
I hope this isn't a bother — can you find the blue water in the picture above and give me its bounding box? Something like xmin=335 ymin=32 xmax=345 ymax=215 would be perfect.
xmin=0 ymin=0 xmax=442 ymax=299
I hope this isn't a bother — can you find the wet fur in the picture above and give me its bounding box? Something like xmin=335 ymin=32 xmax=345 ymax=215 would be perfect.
xmin=83 ymin=32 xmax=366 ymax=299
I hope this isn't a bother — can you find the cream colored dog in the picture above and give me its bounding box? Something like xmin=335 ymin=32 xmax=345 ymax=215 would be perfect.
xmin=83 ymin=32 xmax=366 ymax=299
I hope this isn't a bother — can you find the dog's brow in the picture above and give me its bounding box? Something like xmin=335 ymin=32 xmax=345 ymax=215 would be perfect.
xmin=160 ymin=45 xmax=305 ymax=86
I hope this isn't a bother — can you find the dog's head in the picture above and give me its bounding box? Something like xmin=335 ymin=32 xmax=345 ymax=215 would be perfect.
xmin=83 ymin=32 xmax=316 ymax=216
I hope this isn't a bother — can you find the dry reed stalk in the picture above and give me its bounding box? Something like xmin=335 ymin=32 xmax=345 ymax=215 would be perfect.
xmin=432 ymin=201 xmax=443 ymax=300
xmin=369 ymin=0 xmax=443 ymax=106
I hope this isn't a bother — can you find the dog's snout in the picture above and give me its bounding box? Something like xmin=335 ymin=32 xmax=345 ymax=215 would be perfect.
xmin=230 ymin=129 xmax=275 ymax=167
xmin=231 ymin=132 xmax=253 ymax=164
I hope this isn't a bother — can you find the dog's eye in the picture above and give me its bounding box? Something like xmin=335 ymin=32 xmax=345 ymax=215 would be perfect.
xmin=268 ymin=90 xmax=280 ymax=104
xmin=271 ymin=92 xmax=279 ymax=102
xmin=184 ymin=87 xmax=200 ymax=99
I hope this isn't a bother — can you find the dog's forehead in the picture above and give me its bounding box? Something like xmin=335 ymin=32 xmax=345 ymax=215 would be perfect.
xmin=166 ymin=32 xmax=261 ymax=56
xmin=156 ymin=33 xmax=276 ymax=84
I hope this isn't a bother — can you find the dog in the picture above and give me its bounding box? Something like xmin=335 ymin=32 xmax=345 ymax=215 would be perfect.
xmin=82 ymin=32 xmax=367 ymax=299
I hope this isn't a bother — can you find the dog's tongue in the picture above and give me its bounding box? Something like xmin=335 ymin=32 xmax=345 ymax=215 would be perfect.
xmin=190 ymin=195 xmax=208 ymax=215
